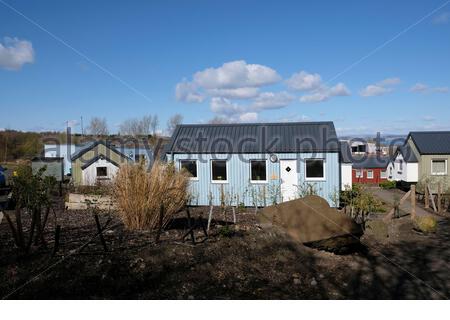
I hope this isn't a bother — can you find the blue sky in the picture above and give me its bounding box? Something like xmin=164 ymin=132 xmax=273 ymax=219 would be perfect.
xmin=0 ymin=0 xmax=449 ymax=135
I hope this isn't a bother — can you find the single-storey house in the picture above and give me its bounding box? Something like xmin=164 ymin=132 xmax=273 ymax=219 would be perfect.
xmin=388 ymin=131 xmax=450 ymax=190
xmin=339 ymin=141 xmax=353 ymax=190
xmin=31 ymin=157 xmax=65 ymax=182
xmin=387 ymin=144 xmax=418 ymax=184
xmin=166 ymin=121 xmax=342 ymax=207
xmin=352 ymin=155 xmax=390 ymax=184
xmin=71 ymin=141 xmax=131 ymax=186
xmin=44 ymin=142 xmax=152 ymax=175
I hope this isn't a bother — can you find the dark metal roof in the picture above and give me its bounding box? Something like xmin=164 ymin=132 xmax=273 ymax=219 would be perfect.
xmin=352 ymin=155 xmax=390 ymax=169
xmin=168 ymin=122 xmax=339 ymax=154
xmin=408 ymin=131 xmax=450 ymax=155
xmin=397 ymin=144 xmax=418 ymax=162
xmin=80 ymin=154 xmax=121 ymax=170
xmin=71 ymin=141 xmax=129 ymax=161
xmin=339 ymin=141 xmax=352 ymax=163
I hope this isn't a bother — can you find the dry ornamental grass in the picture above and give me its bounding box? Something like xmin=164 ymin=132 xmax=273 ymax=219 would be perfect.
xmin=113 ymin=161 xmax=189 ymax=230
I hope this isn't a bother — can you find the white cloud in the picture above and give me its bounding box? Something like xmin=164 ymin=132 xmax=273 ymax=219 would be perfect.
xmin=433 ymin=12 xmax=450 ymax=24
xmin=205 ymin=87 xmax=259 ymax=99
xmin=285 ymin=71 xmax=322 ymax=91
xmin=359 ymin=85 xmax=392 ymax=97
xmin=251 ymin=91 xmax=295 ymax=110
xmin=432 ymin=86 xmax=449 ymax=93
xmin=175 ymin=80 xmax=205 ymax=103
xmin=377 ymin=77 xmax=401 ymax=86
xmin=422 ymin=116 xmax=436 ymax=122
xmin=0 ymin=37 xmax=34 ymax=70
xmin=359 ymin=77 xmax=400 ymax=97
xmin=300 ymin=83 xmax=350 ymax=103
xmin=193 ymin=60 xmax=281 ymax=89
xmin=410 ymin=83 xmax=449 ymax=94
xmin=210 ymin=97 xmax=242 ymax=115
xmin=239 ymin=112 xmax=258 ymax=122
xmin=410 ymin=83 xmax=428 ymax=93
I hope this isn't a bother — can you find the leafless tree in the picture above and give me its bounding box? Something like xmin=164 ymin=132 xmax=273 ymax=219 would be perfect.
xmin=87 ymin=117 xmax=109 ymax=136
xmin=208 ymin=116 xmax=231 ymax=124
xmin=119 ymin=115 xmax=153 ymax=136
xmin=166 ymin=114 xmax=183 ymax=135
xmin=150 ymin=115 xmax=159 ymax=135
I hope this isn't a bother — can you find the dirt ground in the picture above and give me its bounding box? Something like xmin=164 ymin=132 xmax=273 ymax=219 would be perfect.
xmin=0 ymin=204 xmax=449 ymax=299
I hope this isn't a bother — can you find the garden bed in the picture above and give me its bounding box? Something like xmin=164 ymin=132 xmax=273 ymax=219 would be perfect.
xmin=1 ymin=204 xmax=449 ymax=299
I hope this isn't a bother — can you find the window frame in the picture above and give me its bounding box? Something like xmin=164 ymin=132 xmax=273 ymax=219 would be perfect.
xmin=355 ymin=169 xmax=363 ymax=178
xmin=250 ymin=159 xmax=268 ymax=184
xmin=96 ymin=166 xmax=108 ymax=177
xmin=380 ymin=170 xmax=387 ymax=179
xmin=367 ymin=170 xmax=374 ymax=179
xmin=304 ymin=158 xmax=326 ymax=181
xmin=211 ymin=159 xmax=228 ymax=184
xmin=431 ymin=159 xmax=447 ymax=176
xmin=179 ymin=159 xmax=199 ymax=180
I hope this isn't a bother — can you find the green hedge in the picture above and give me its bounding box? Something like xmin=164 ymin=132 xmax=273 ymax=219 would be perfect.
xmin=379 ymin=180 xmax=396 ymax=189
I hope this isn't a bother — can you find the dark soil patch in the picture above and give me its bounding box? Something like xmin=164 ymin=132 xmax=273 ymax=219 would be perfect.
xmin=1 ymin=205 xmax=449 ymax=299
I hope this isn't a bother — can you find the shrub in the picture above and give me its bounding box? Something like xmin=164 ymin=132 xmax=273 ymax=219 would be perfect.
xmin=380 ymin=180 xmax=396 ymax=189
xmin=414 ymin=215 xmax=437 ymax=233
xmin=113 ymin=161 xmax=189 ymax=230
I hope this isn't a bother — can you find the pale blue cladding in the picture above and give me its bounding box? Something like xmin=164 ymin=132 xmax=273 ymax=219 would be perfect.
xmin=169 ymin=152 xmax=340 ymax=207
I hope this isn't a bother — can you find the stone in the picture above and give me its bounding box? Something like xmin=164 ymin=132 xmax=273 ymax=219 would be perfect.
xmin=310 ymin=278 xmax=317 ymax=286
xmin=293 ymin=278 xmax=301 ymax=285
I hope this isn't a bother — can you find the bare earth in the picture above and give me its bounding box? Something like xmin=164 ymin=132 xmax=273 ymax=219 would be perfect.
xmin=0 ymin=206 xmax=449 ymax=299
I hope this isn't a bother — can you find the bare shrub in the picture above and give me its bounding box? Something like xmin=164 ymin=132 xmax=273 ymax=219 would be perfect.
xmin=414 ymin=215 xmax=437 ymax=233
xmin=113 ymin=161 xmax=189 ymax=230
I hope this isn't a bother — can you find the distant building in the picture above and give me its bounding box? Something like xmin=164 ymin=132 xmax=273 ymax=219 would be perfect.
xmin=352 ymin=155 xmax=390 ymax=184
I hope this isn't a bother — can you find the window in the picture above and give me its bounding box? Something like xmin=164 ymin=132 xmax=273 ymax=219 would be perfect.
xmin=211 ymin=160 xmax=227 ymax=182
xmin=96 ymin=167 xmax=107 ymax=177
xmin=180 ymin=160 xmax=198 ymax=178
xmin=355 ymin=169 xmax=363 ymax=178
xmin=367 ymin=170 xmax=374 ymax=179
xmin=305 ymin=159 xmax=324 ymax=180
xmin=381 ymin=170 xmax=387 ymax=179
xmin=250 ymin=160 xmax=267 ymax=182
xmin=399 ymin=159 xmax=403 ymax=171
xmin=431 ymin=159 xmax=447 ymax=175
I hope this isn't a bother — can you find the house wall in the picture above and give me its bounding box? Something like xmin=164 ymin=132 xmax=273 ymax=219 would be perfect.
xmin=341 ymin=163 xmax=352 ymax=190
xmin=352 ymin=168 xmax=387 ymax=184
xmin=169 ymin=152 xmax=340 ymax=207
xmin=407 ymin=138 xmax=447 ymax=184
xmin=45 ymin=143 xmax=151 ymax=175
xmin=82 ymin=158 xmax=119 ymax=186
xmin=72 ymin=144 xmax=129 ymax=185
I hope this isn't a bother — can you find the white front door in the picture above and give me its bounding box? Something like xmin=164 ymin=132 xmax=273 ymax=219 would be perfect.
xmin=280 ymin=160 xmax=298 ymax=202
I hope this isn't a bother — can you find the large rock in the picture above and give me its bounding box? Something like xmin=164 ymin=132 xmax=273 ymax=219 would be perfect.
xmin=258 ymin=195 xmax=363 ymax=250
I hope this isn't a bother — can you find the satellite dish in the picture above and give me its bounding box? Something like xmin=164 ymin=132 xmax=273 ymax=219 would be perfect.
xmin=270 ymin=154 xmax=278 ymax=163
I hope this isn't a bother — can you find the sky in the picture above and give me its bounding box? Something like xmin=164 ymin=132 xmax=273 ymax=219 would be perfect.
xmin=0 ymin=0 xmax=450 ymax=135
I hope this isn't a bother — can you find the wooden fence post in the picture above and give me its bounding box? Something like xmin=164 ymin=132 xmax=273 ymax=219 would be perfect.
xmin=428 ymin=184 xmax=437 ymax=212
xmin=438 ymin=183 xmax=442 ymax=214
xmin=411 ymin=185 xmax=416 ymax=220
xmin=424 ymin=185 xmax=429 ymax=209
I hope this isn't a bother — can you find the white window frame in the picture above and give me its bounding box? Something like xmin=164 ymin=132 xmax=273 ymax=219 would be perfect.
xmin=355 ymin=169 xmax=363 ymax=178
xmin=179 ymin=159 xmax=199 ymax=181
xmin=250 ymin=159 xmax=268 ymax=184
xmin=367 ymin=170 xmax=374 ymax=179
xmin=211 ymin=159 xmax=228 ymax=184
xmin=380 ymin=170 xmax=387 ymax=179
xmin=431 ymin=159 xmax=447 ymax=176
xmin=96 ymin=166 xmax=108 ymax=177
xmin=304 ymin=158 xmax=326 ymax=181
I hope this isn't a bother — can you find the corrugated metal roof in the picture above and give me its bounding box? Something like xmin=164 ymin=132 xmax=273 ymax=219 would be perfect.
xmin=71 ymin=141 xmax=130 ymax=161
xmin=168 ymin=122 xmax=339 ymax=154
xmin=339 ymin=141 xmax=352 ymax=163
xmin=352 ymin=155 xmax=390 ymax=169
xmin=397 ymin=144 xmax=418 ymax=162
xmin=409 ymin=131 xmax=450 ymax=155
